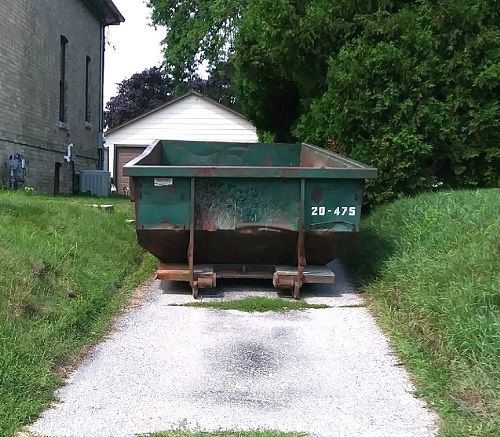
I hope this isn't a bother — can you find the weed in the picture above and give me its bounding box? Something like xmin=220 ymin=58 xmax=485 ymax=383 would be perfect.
xmin=175 ymin=297 xmax=329 ymax=312
xmin=145 ymin=431 xmax=306 ymax=437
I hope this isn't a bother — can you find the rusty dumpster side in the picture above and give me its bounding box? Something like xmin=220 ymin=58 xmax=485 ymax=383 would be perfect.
xmin=124 ymin=140 xmax=377 ymax=297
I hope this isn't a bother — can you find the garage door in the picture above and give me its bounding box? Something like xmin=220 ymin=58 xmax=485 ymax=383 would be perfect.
xmin=115 ymin=147 xmax=146 ymax=194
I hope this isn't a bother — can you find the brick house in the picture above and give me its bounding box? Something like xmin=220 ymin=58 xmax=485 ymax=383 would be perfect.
xmin=0 ymin=0 xmax=123 ymax=194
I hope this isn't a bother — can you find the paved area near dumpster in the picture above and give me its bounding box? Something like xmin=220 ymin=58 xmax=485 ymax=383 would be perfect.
xmin=28 ymin=261 xmax=439 ymax=437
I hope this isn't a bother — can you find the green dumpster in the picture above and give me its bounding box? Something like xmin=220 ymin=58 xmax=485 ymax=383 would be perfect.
xmin=124 ymin=140 xmax=377 ymax=298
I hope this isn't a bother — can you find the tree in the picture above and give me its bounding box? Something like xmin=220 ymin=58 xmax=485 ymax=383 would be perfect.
xmin=177 ymin=61 xmax=239 ymax=111
xmin=294 ymin=1 xmax=500 ymax=205
xmin=148 ymin=0 xmax=500 ymax=206
xmin=147 ymin=0 xmax=242 ymax=82
xmin=104 ymin=64 xmax=239 ymax=130
xmin=231 ymin=0 xmax=416 ymax=142
xmin=104 ymin=66 xmax=173 ymax=129
xmin=147 ymin=0 xmax=404 ymax=141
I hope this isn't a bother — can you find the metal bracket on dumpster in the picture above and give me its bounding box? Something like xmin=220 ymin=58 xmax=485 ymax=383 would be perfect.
xmin=156 ymin=263 xmax=217 ymax=294
xmin=273 ymin=266 xmax=335 ymax=297
xmin=293 ymin=179 xmax=307 ymax=299
xmin=156 ymin=263 xmax=334 ymax=299
xmin=188 ymin=178 xmax=196 ymax=297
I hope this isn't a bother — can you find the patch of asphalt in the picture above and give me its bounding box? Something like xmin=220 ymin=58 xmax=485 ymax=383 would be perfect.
xmin=28 ymin=261 xmax=439 ymax=437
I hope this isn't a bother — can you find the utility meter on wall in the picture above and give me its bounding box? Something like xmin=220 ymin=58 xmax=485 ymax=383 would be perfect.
xmin=5 ymin=153 xmax=29 ymax=190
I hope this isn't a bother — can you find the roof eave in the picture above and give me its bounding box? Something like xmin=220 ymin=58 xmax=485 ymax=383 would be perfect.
xmin=83 ymin=0 xmax=125 ymax=26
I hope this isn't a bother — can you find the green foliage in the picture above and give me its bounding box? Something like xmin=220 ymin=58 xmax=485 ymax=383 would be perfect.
xmin=258 ymin=130 xmax=277 ymax=143
xmin=232 ymin=0 xmax=392 ymax=142
xmin=148 ymin=0 xmax=500 ymax=206
xmin=147 ymin=0 xmax=241 ymax=81
xmin=344 ymin=189 xmax=500 ymax=436
xmin=146 ymin=431 xmax=305 ymax=437
xmin=295 ymin=1 xmax=500 ymax=205
xmin=105 ymin=66 xmax=173 ymax=129
xmin=180 ymin=61 xmax=240 ymax=111
xmin=0 ymin=193 xmax=156 ymax=436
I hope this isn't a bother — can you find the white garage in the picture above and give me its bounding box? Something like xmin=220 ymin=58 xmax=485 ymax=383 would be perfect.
xmin=105 ymin=91 xmax=258 ymax=194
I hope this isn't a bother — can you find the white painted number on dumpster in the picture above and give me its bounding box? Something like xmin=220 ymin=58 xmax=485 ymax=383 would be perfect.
xmin=311 ymin=206 xmax=356 ymax=216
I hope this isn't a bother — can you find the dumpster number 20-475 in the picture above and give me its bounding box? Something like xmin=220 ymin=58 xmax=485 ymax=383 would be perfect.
xmin=311 ymin=206 xmax=356 ymax=216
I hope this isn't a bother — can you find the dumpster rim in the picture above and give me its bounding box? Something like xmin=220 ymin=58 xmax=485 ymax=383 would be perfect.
xmin=123 ymin=140 xmax=377 ymax=179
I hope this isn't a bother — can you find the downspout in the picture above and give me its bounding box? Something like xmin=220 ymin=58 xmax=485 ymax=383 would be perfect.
xmin=98 ymin=21 xmax=105 ymax=170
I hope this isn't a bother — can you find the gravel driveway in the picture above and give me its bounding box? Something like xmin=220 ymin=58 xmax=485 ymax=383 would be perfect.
xmin=28 ymin=262 xmax=439 ymax=437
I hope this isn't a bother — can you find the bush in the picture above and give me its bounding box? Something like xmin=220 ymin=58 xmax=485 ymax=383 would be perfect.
xmin=294 ymin=2 xmax=500 ymax=207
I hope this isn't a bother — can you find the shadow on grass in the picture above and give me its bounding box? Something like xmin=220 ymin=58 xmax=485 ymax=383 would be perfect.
xmin=0 ymin=203 xmax=47 ymax=218
xmin=341 ymin=227 xmax=395 ymax=287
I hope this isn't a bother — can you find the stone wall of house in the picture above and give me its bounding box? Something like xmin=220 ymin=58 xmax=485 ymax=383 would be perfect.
xmin=0 ymin=136 xmax=96 ymax=194
xmin=0 ymin=0 xmax=103 ymax=194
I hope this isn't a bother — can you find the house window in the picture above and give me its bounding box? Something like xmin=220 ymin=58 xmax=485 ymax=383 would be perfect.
xmin=59 ymin=35 xmax=68 ymax=122
xmin=85 ymin=56 xmax=91 ymax=123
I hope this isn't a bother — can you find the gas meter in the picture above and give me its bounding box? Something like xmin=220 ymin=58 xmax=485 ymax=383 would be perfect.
xmin=5 ymin=153 xmax=29 ymax=190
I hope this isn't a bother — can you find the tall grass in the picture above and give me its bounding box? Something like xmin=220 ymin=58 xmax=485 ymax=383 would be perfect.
xmin=0 ymin=192 xmax=156 ymax=436
xmin=345 ymin=189 xmax=500 ymax=437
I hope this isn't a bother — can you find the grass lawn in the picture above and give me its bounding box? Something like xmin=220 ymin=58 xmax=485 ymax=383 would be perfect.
xmin=344 ymin=188 xmax=500 ymax=437
xmin=2 ymin=188 xmax=499 ymax=437
xmin=0 ymin=191 xmax=156 ymax=436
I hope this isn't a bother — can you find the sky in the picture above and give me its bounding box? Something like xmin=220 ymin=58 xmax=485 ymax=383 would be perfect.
xmin=103 ymin=0 xmax=166 ymax=105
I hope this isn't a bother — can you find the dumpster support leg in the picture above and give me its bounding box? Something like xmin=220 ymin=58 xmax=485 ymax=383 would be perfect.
xmin=294 ymin=179 xmax=306 ymax=299
xmin=188 ymin=177 xmax=198 ymax=298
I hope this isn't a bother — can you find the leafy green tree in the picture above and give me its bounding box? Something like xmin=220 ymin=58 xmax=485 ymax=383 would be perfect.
xmin=295 ymin=1 xmax=500 ymax=204
xmin=147 ymin=0 xmax=242 ymax=81
xmin=232 ymin=0 xmax=394 ymax=141
xmin=148 ymin=0 xmax=500 ymax=205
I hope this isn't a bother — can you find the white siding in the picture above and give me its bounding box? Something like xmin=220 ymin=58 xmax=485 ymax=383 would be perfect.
xmin=106 ymin=94 xmax=258 ymax=177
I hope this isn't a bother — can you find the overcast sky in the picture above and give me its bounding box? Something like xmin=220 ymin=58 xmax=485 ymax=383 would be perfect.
xmin=103 ymin=0 xmax=166 ymax=105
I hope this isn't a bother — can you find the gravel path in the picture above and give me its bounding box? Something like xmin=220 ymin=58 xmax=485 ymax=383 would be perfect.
xmin=28 ymin=262 xmax=439 ymax=437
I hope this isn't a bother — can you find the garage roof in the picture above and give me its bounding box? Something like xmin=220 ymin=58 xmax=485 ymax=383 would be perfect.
xmin=106 ymin=91 xmax=251 ymax=134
